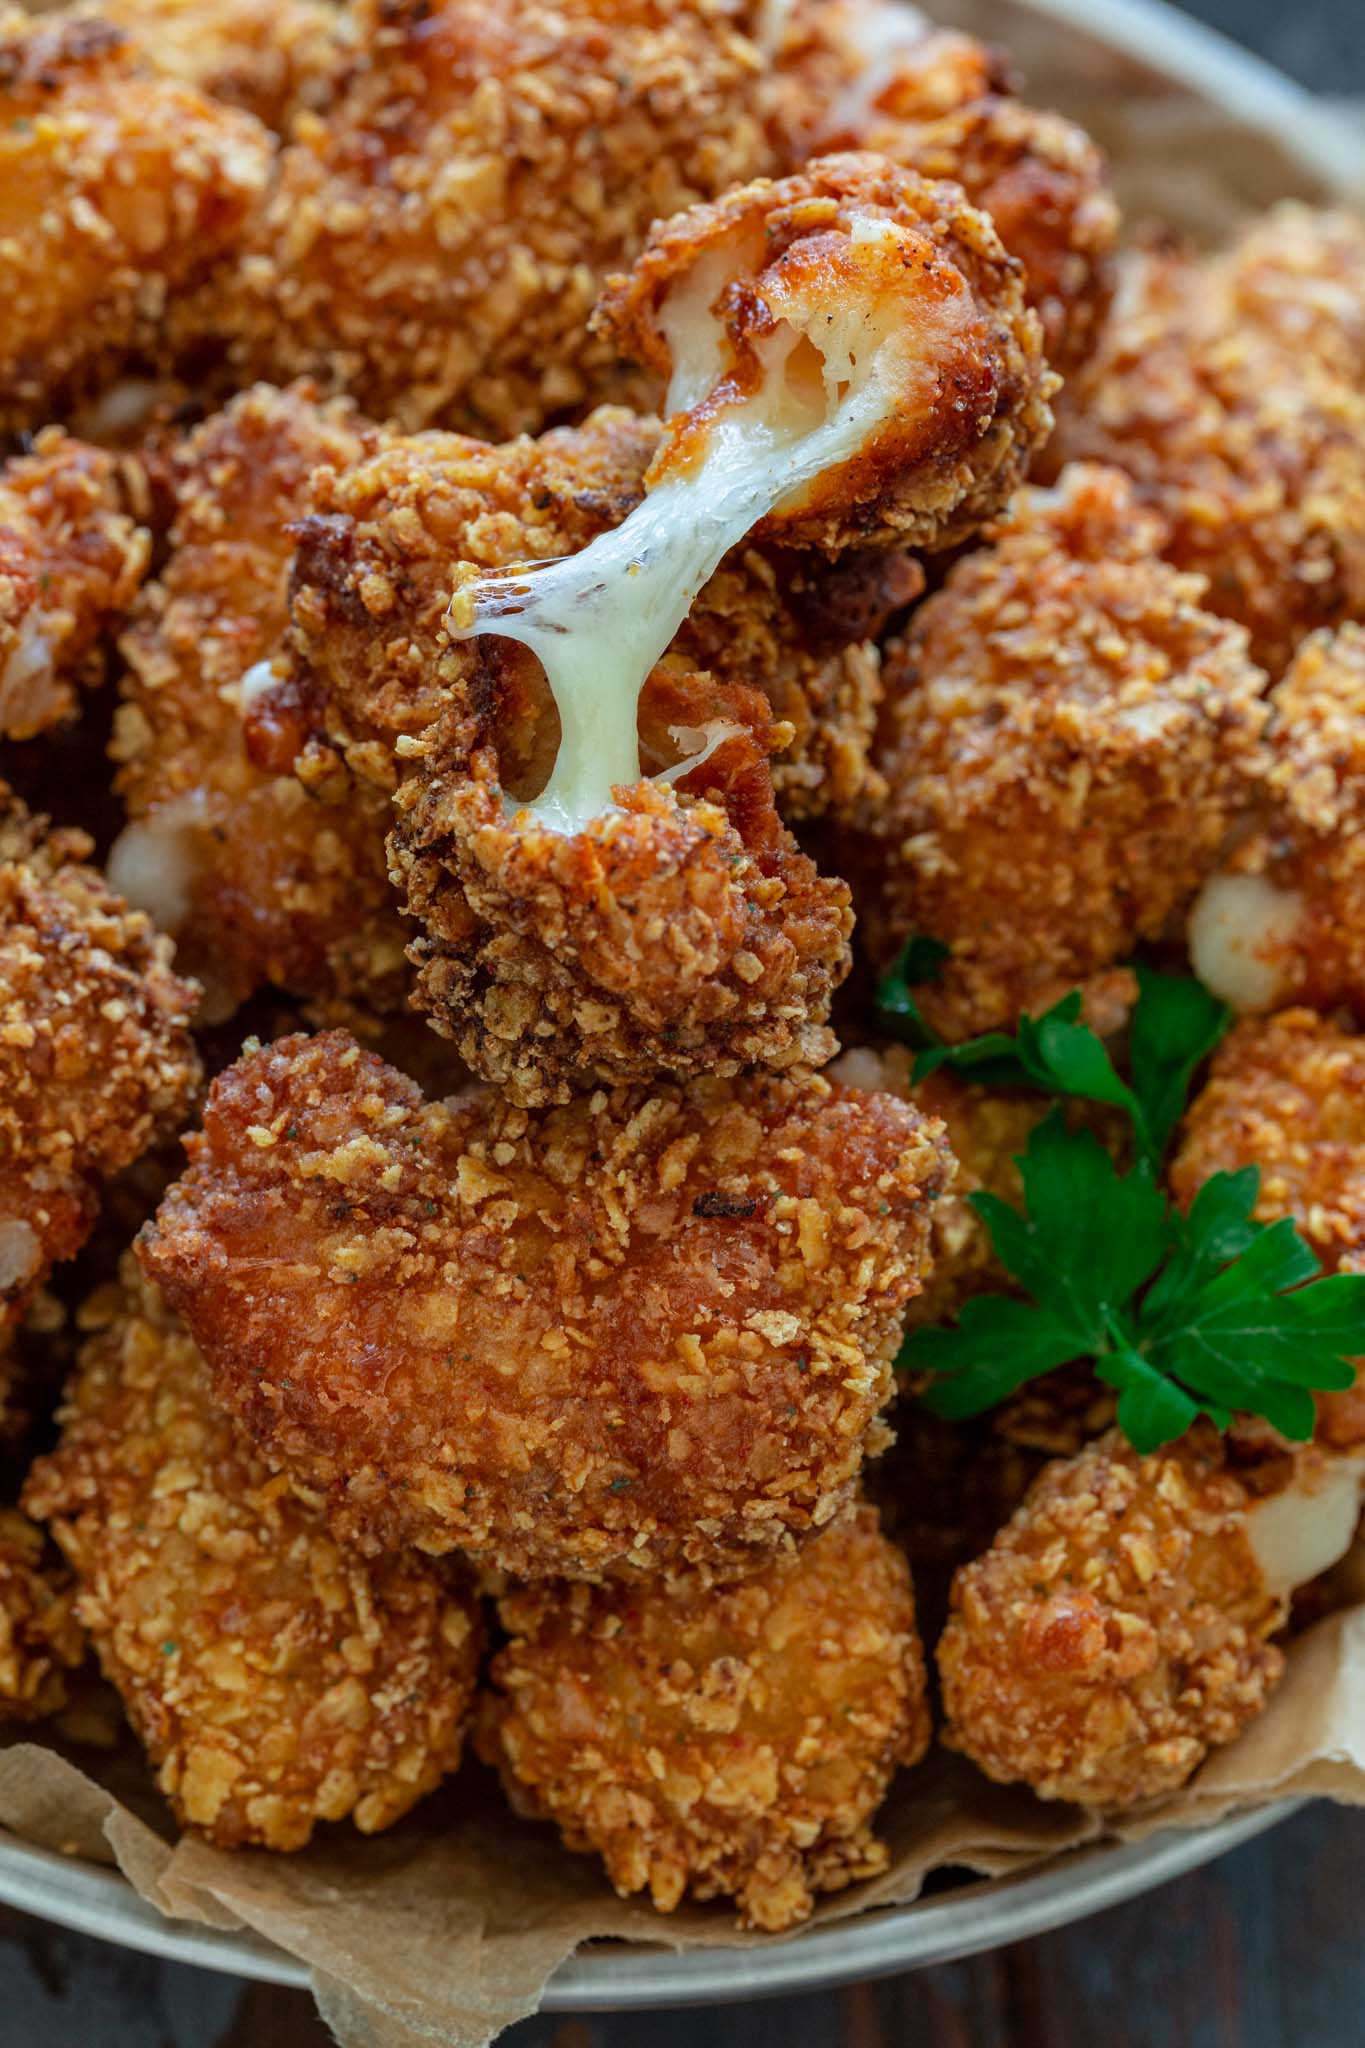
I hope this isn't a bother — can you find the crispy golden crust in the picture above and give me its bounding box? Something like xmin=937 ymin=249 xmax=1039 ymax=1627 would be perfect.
xmin=0 ymin=1506 xmax=84 ymax=1722
xmin=850 ymin=464 xmax=1268 ymax=1035
xmin=24 ymin=1267 xmax=482 ymax=1850
xmin=1049 ymin=247 xmax=1365 ymax=678
xmin=180 ymin=0 xmax=776 ymax=435
xmin=108 ymin=381 xmax=413 ymax=1025
xmin=765 ymin=2 xmax=1117 ymax=374
xmin=138 ymin=1030 xmax=951 ymax=1581
xmin=0 ymin=431 xmax=149 ymax=740
xmin=1171 ymin=1009 xmax=1365 ymax=1276
xmin=1192 ymin=627 xmax=1365 ymax=1019
xmin=0 ymin=10 xmax=272 ymax=431
xmin=1217 ymin=203 xmax=1365 ymax=390
xmin=598 ymin=154 xmax=1054 ymax=556
xmin=0 ymin=785 xmax=200 ymax=1336
xmin=477 ymin=1505 xmax=929 ymax=1928
xmin=84 ymin=0 xmax=349 ymax=131
xmin=938 ymin=1427 xmax=1287 ymax=1808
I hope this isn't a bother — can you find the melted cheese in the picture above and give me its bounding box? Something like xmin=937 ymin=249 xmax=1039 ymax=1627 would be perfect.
xmin=1246 ymin=1456 xmax=1365 ymax=1599
xmin=819 ymin=0 xmax=929 ymax=139
xmin=450 ymin=212 xmax=950 ymax=834
xmin=236 ymin=657 xmax=282 ymax=713
xmin=1188 ymin=871 xmax=1302 ymax=1012
xmin=0 ymin=623 xmax=59 ymax=735
xmin=107 ymin=801 xmax=209 ymax=936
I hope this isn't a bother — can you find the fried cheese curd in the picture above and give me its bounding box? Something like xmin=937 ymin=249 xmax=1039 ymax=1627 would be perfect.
xmin=1216 ymin=203 xmax=1365 ymax=391
xmin=82 ymin=0 xmax=349 ymax=131
xmin=0 ymin=432 xmax=150 ymax=742
xmin=1189 ymin=627 xmax=1365 ymax=1020
xmin=0 ymin=11 xmax=272 ymax=433
xmin=0 ymin=786 xmax=199 ymax=1337
xmin=1048 ymin=242 xmax=1365 ymax=679
xmin=764 ymin=0 xmax=1118 ymax=373
xmin=380 ymin=157 xmax=1051 ymax=1100
xmin=478 ymin=1505 xmax=929 ymax=1928
xmin=137 ymin=1029 xmax=952 ymax=1581
xmin=851 ymin=465 xmax=1268 ymax=1038
xmin=23 ymin=1267 xmax=482 ymax=1849
xmin=106 ymin=382 xmax=414 ymax=1025
xmin=936 ymin=1423 xmax=1330 ymax=1810
xmin=184 ymin=0 xmax=781 ymax=436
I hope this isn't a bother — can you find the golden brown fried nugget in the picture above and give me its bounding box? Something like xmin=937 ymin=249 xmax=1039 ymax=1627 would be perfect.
xmin=1049 ymin=245 xmax=1365 ymax=678
xmin=850 ymin=465 xmax=1267 ymax=1037
xmin=138 ymin=1030 xmax=951 ymax=1581
xmin=1189 ymin=627 xmax=1365 ymax=1020
xmin=183 ymin=0 xmax=778 ymax=435
xmin=24 ymin=1267 xmax=482 ymax=1850
xmin=478 ymin=1505 xmax=929 ymax=1928
xmin=107 ymin=382 xmax=411 ymax=1024
xmin=0 ymin=432 xmax=149 ymax=741
xmin=938 ymin=1426 xmax=1301 ymax=1808
xmin=0 ymin=10 xmax=272 ymax=431
xmin=0 ymin=785 xmax=199 ymax=1335
xmin=0 ymin=1506 xmax=84 ymax=1722
xmin=1217 ymin=203 xmax=1365 ymax=390
xmin=766 ymin=0 xmax=1117 ymax=373
xmin=85 ymin=0 xmax=348 ymax=130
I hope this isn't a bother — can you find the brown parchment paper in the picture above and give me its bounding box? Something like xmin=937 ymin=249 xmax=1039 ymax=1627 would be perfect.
xmin=4 ymin=7 xmax=1365 ymax=2045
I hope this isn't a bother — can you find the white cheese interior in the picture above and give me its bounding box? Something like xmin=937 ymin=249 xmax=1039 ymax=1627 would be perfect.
xmin=451 ymin=212 xmax=953 ymax=834
xmin=0 ymin=623 xmax=60 ymax=736
xmin=1246 ymin=1455 xmax=1365 ymax=1599
xmin=107 ymin=801 xmax=208 ymax=937
xmin=1188 ymin=871 xmax=1302 ymax=1012
xmin=819 ymin=0 xmax=930 ymax=139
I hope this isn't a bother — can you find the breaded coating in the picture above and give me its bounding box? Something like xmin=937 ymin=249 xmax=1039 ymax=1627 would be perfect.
xmin=938 ymin=1426 xmax=1292 ymax=1808
xmin=1217 ymin=203 xmax=1365 ymax=390
xmin=107 ymin=382 xmax=411 ymax=1024
xmin=84 ymin=0 xmax=349 ymax=131
xmin=184 ymin=0 xmax=778 ymax=436
xmin=850 ymin=465 xmax=1268 ymax=1037
xmin=138 ymin=1030 xmax=951 ymax=1581
xmin=0 ymin=10 xmax=272 ymax=431
xmin=596 ymin=154 xmax=1053 ymax=556
xmin=1189 ymin=627 xmax=1365 ymax=1020
xmin=0 ymin=785 xmax=200 ymax=1336
xmin=1048 ymin=245 xmax=1365 ymax=678
xmin=0 ymin=432 xmax=149 ymax=741
xmin=24 ymin=1267 xmax=482 ymax=1850
xmin=477 ymin=1505 xmax=929 ymax=1928
xmin=1171 ymin=1009 xmax=1365 ymax=1276
xmin=0 ymin=1506 xmax=84 ymax=1722
xmin=766 ymin=0 xmax=1117 ymax=372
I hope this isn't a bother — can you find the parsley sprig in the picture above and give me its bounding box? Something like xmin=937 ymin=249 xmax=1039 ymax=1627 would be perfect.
xmin=885 ymin=949 xmax=1365 ymax=1453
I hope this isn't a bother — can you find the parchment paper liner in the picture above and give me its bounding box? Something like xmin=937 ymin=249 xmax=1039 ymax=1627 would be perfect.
xmin=5 ymin=2 xmax=1365 ymax=2042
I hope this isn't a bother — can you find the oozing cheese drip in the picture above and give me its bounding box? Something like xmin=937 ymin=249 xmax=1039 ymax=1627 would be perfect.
xmin=450 ymin=214 xmax=942 ymax=835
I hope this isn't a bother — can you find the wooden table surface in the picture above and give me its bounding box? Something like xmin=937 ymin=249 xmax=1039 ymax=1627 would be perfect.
xmin=5 ymin=0 xmax=1361 ymax=2043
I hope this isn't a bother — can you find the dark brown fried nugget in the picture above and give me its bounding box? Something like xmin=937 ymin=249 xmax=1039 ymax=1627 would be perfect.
xmin=478 ymin=1504 xmax=929 ymax=1928
xmin=107 ymin=382 xmax=411 ymax=1025
xmin=138 ymin=1030 xmax=951 ymax=1581
xmin=0 ymin=785 xmax=200 ymax=1336
xmin=24 ymin=1265 xmax=482 ymax=1850
xmin=0 ymin=431 xmax=149 ymax=741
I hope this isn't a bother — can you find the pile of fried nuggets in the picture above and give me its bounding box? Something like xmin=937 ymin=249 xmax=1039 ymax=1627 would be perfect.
xmin=3 ymin=0 xmax=1365 ymax=1936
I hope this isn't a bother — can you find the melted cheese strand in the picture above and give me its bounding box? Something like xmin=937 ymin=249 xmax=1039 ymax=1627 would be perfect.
xmin=450 ymin=217 xmax=929 ymax=835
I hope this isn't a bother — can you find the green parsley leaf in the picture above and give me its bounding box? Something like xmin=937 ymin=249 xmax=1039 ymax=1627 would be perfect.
xmin=902 ymin=1296 xmax=1086 ymax=1418
xmin=1127 ymin=965 xmax=1232 ymax=1161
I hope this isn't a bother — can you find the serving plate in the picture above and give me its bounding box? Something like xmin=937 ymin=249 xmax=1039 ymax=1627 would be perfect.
xmin=3 ymin=0 xmax=1362 ymax=2007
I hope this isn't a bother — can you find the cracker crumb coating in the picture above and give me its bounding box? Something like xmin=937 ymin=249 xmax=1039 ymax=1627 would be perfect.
xmin=0 ymin=10 xmax=272 ymax=431
xmin=0 ymin=785 xmax=200 ymax=1336
xmin=598 ymin=154 xmax=1054 ymax=557
xmin=0 ymin=1506 xmax=84 ymax=1722
xmin=766 ymin=0 xmax=1117 ymax=373
xmin=82 ymin=0 xmax=350 ymax=131
xmin=0 ymin=431 xmax=149 ymax=741
xmin=109 ymin=381 xmax=411 ymax=1024
xmin=850 ymin=464 xmax=1268 ymax=1036
xmin=1217 ymin=202 xmax=1365 ymax=391
xmin=24 ymin=1266 xmax=482 ymax=1850
xmin=138 ymin=1030 xmax=952 ymax=1581
xmin=478 ymin=1504 xmax=929 ymax=1927
xmin=938 ymin=1427 xmax=1289 ymax=1808
xmin=182 ymin=0 xmax=777 ymax=436
xmin=1049 ymin=245 xmax=1365 ymax=678
xmin=1190 ymin=627 xmax=1365 ymax=1019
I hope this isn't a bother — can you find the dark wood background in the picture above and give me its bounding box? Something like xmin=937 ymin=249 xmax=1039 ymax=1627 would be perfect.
xmin=6 ymin=1 xmax=1362 ymax=2041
